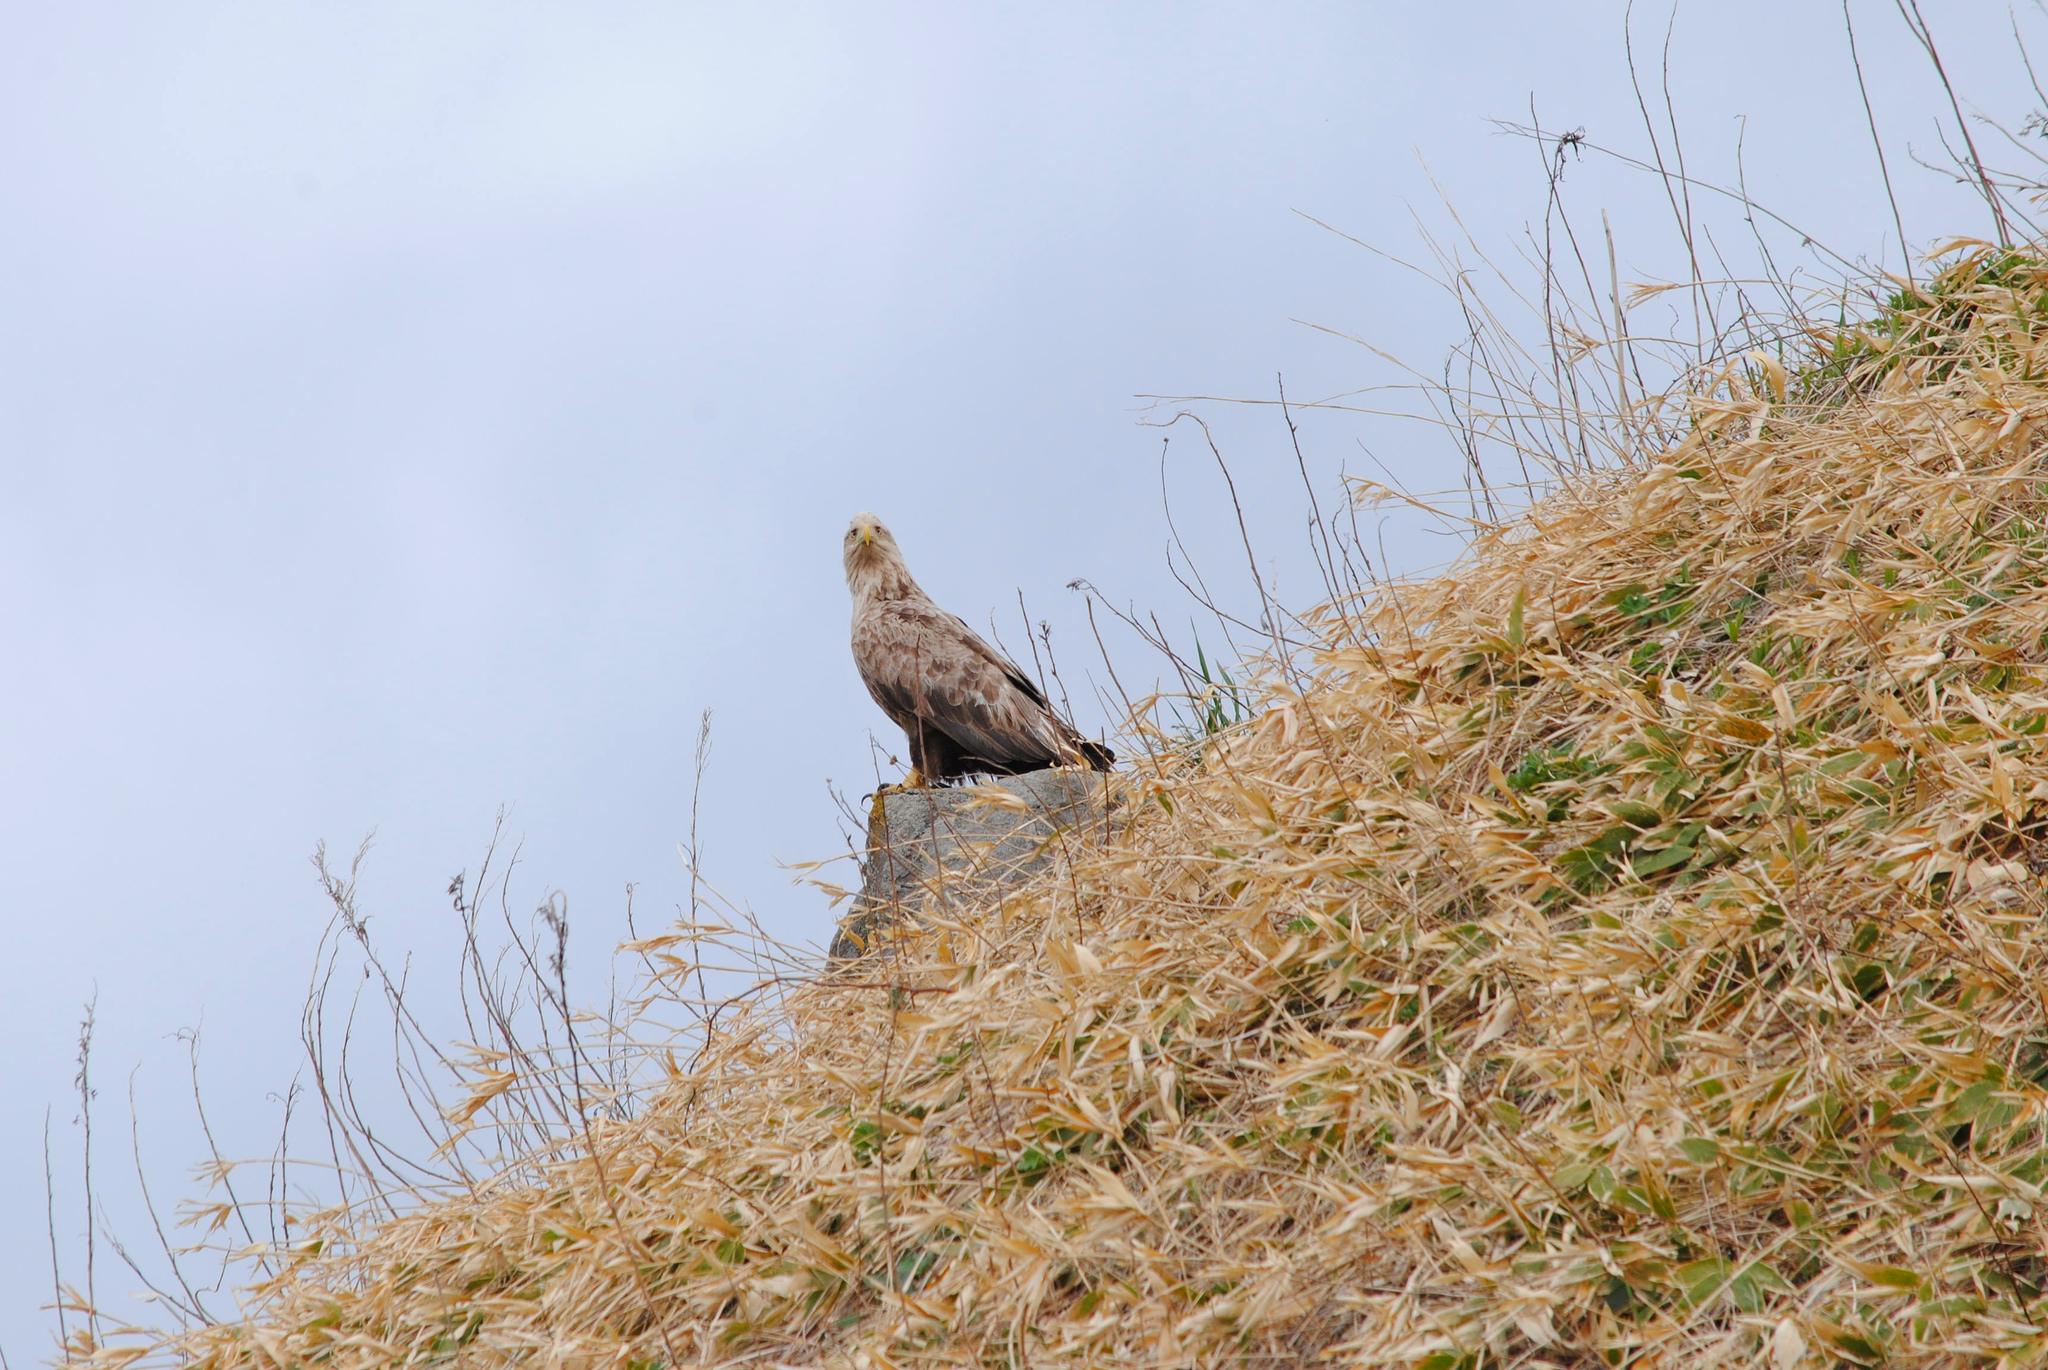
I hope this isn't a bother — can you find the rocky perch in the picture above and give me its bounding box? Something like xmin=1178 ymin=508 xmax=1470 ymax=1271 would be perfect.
xmin=829 ymin=768 xmax=1116 ymax=959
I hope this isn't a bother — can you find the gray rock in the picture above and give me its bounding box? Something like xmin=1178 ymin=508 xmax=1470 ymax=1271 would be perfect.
xmin=829 ymin=768 xmax=1115 ymax=959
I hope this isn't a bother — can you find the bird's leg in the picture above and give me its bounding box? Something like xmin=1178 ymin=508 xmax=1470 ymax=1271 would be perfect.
xmin=901 ymin=727 xmax=933 ymax=789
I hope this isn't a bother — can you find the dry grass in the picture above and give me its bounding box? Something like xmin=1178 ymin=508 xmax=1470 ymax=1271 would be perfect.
xmin=112 ymin=241 xmax=2048 ymax=1368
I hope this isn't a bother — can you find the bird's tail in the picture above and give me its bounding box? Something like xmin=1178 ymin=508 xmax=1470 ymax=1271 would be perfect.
xmin=1076 ymin=739 xmax=1115 ymax=771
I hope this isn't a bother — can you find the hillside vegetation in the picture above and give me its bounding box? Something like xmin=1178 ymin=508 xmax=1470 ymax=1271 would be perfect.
xmin=153 ymin=244 xmax=2048 ymax=1368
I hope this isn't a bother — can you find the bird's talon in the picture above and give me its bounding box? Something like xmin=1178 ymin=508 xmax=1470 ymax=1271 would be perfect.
xmin=867 ymin=769 xmax=929 ymax=826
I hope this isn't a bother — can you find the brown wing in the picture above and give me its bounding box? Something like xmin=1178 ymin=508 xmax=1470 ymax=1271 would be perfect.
xmin=852 ymin=596 xmax=1083 ymax=771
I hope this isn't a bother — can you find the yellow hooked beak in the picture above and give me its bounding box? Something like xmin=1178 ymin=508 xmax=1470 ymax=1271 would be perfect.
xmin=859 ymin=525 xmax=875 ymax=544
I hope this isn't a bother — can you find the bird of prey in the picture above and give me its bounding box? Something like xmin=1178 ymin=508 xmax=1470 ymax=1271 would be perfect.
xmin=843 ymin=512 xmax=1114 ymax=785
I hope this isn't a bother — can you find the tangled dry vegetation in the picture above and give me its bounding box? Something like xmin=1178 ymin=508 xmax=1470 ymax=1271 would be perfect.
xmin=150 ymin=244 xmax=2048 ymax=1368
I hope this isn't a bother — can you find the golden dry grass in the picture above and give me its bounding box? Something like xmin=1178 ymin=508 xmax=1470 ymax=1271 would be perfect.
xmin=132 ymin=243 xmax=2048 ymax=1367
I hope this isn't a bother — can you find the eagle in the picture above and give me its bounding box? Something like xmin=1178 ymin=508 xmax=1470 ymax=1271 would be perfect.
xmin=843 ymin=512 xmax=1114 ymax=785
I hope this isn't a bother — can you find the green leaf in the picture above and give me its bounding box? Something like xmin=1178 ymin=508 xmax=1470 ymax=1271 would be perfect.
xmin=1865 ymin=1266 xmax=1922 ymax=1290
xmin=1553 ymin=1162 xmax=1594 ymax=1190
xmin=1613 ymin=1184 xmax=1656 ymax=1214
xmin=1677 ymin=1137 xmax=1721 ymax=1164
xmin=1727 ymin=1265 xmax=1779 ymax=1312
xmin=1679 ymin=1257 xmax=1786 ymax=1312
xmin=1586 ymin=824 xmax=1636 ymax=854
xmin=848 ymin=1119 xmax=885 ymax=1164
xmin=1014 ymin=1144 xmax=1057 ymax=1178
xmin=1557 ymin=845 xmax=1618 ymax=893
xmin=1608 ymin=800 xmax=1664 ymax=828
xmin=1945 ymin=1079 xmax=1998 ymax=1124
xmin=1630 ymin=843 xmax=1696 ymax=877
xmin=1679 ymin=1257 xmax=1732 ymax=1305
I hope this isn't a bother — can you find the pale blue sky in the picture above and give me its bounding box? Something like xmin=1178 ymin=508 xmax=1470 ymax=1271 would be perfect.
xmin=0 ymin=1 xmax=2034 ymax=1355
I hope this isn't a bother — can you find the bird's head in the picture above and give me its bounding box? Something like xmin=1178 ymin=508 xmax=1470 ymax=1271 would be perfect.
xmin=843 ymin=512 xmax=914 ymax=599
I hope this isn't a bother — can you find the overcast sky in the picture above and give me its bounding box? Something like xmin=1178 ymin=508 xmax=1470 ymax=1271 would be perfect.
xmin=0 ymin=0 xmax=2037 ymax=1355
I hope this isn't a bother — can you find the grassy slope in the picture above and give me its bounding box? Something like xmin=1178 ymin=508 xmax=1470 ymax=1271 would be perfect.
xmin=162 ymin=246 xmax=2048 ymax=1369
